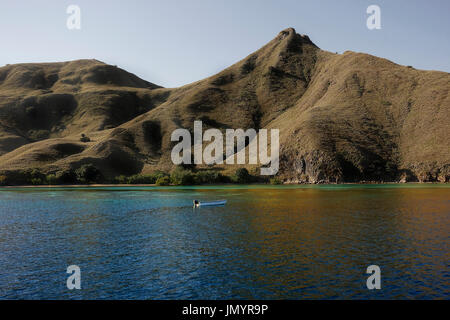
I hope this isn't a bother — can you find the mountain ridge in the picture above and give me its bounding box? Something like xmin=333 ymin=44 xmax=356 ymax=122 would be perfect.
xmin=0 ymin=28 xmax=449 ymax=184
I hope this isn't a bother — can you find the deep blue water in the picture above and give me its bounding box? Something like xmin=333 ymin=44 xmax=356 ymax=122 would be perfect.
xmin=0 ymin=184 xmax=449 ymax=299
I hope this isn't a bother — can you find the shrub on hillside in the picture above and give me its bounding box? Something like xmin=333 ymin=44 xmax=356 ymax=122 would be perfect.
xmin=55 ymin=169 xmax=77 ymax=184
xmin=3 ymin=170 xmax=28 ymax=185
xmin=0 ymin=175 xmax=7 ymax=186
xmin=232 ymin=168 xmax=252 ymax=183
xmin=115 ymin=175 xmax=129 ymax=184
xmin=153 ymin=171 xmax=169 ymax=180
xmin=30 ymin=178 xmax=44 ymax=185
xmin=194 ymin=170 xmax=223 ymax=184
xmin=28 ymin=168 xmax=46 ymax=185
xmin=80 ymin=133 xmax=91 ymax=142
xmin=170 ymin=167 xmax=195 ymax=185
xmin=45 ymin=174 xmax=59 ymax=185
xmin=269 ymin=177 xmax=282 ymax=185
xmin=127 ymin=174 xmax=157 ymax=184
xmin=155 ymin=176 xmax=170 ymax=186
xmin=0 ymin=169 xmax=48 ymax=185
xmin=75 ymin=164 xmax=102 ymax=184
xmin=115 ymin=172 xmax=169 ymax=184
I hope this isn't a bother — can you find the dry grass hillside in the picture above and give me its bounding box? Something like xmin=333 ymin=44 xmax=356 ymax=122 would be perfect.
xmin=0 ymin=28 xmax=448 ymax=184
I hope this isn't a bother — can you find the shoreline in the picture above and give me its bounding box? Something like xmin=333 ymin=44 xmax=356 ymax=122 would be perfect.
xmin=0 ymin=181 xmax=448 ymax=189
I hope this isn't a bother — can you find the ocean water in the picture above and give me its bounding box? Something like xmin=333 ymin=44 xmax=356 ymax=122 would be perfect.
xmin=0 ymin=184 xmax=448 ymax=299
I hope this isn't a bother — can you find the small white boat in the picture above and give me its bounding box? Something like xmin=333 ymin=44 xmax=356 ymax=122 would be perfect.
xmin=193 ymin=199 xmax=227 ymax=207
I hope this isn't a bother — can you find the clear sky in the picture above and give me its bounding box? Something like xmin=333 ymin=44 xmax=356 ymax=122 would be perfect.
xmin=0 ymin=0 xmax=449 ymax=87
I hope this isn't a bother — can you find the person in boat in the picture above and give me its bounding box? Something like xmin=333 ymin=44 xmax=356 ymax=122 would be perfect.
xmin=193 ymin=200 xmax=199 ymax=208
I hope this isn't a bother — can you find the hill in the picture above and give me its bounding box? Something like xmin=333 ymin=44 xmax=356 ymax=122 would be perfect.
xmin=0 ymin=28 xmax=448 ymax=184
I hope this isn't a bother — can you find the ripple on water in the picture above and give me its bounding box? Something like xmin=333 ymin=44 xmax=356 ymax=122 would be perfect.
xmin=0 ymin=185 xmax=449 ymax=299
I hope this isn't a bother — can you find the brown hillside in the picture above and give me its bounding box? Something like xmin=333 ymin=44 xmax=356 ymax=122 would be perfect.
xmin=0 ymin=59 xmax=166 ymax=154
xmin=0 ymin=28 xmax=448 ymax=183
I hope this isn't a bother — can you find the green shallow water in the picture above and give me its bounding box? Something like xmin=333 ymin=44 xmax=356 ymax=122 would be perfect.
xmin=3 ymin=182 xmax=450 ymax=191
xmin=0 ymin=184 xmax=449 ymax=299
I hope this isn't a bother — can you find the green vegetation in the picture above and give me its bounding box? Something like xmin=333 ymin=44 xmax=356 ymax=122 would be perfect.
xmin=155 ymin=176 xmax=170 ymax=186
xmin=194 ymin=170 xmax=227 ymax=184
xmin=270 ymin=177 xmax=283 ymax=185
xmin=112 ymin=168 xmax=230 ymax=186
xmin=127 ymin=174 xmax=156 ymax=184
xmin=0 ymin=168 xmax=78 ymax=185
xmin=170 ymin=167 xmax=195 ymax=185
xmin=114 ymin=171 xmax=168 ymax=184
xmin=29 ymin=169 xmax=45 ymax=185
xmin=54 ymin=169 xmax=77 ymax=184
xmin=45 ymin=174 xmax=59 ymax=185
xmin=0 ymin=166 xmax=266 ymax=186
xmin=232 ymin=168 xmax=252 ymax=183
xmin=75 ymin=164 xmax=103 ymax=184
xmin=80 ymin=133 xmax=91 ymax=142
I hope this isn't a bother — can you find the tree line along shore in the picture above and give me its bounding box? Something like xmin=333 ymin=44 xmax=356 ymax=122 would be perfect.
xmin=1 ymin=164 xmax=448 ymax=187
xmin=0 ymin=165 xmax=283 ymax=186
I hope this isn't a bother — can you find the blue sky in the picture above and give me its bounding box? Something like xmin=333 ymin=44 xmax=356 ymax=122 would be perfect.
xmin=0 ymin=0 xmax=449 ymax=87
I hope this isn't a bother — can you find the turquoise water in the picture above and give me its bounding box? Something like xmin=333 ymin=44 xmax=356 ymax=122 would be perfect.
xmin=0 ymin=184 xmax=449 ymax=299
